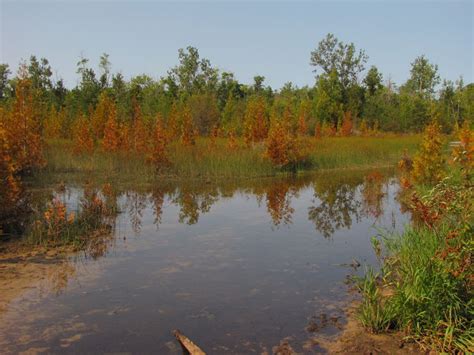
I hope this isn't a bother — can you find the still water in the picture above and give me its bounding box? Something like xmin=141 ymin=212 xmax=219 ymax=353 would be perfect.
xmin=1 ymin=171 xmax=409 ymax=354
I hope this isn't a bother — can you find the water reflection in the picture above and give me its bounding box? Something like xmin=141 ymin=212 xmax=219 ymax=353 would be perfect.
xmin=1 ymin=169 xmax=410 ymax=354
xmin=34 ymin=170 xmax=399 ymax=253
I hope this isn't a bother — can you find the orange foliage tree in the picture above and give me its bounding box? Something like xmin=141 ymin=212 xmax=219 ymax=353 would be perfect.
xmin=412 ymin=121 xmax=445 ymax=185
xmin=180 ymin=105 xmax=196 ymax=146
xmin=297 ymin=100 xmax=311 ymax=136
xmin=340 ymin=111 xmax=353 ymax=136
xmin=7 ymin=78 xmax=45 ymax=172
xmin=265 ymin=120 xmax=307 ymax=169
xmin=244 ymin=96 xmax=268 ymax=145
xmin=167 ymin=103 xmax=181 ymax=141
xmin=73 ymin=114 xmax=94 ymax=154
xmin=102 ymin=102 xmax=120 ymax=152
xmin=0 ymin=119 xmax=22 ymax=222
xmin=92 ymin=92 xmax=113 ymax=140
xmin=44 ymin=106 xmax=64 ymax=139
xmin=148 ymin=114 xmax=170 ymax=169
xmin=131 ymin=98 xmax=149 ymax=153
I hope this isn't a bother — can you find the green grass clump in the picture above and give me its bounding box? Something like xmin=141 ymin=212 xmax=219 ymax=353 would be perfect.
xmin=357 ymin=268 xmax=395 ymax=333
xmin=358 ymin=175 xmax=473 ymax=352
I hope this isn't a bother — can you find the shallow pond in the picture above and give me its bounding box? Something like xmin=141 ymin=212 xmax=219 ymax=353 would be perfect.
xmin=0 ymin=170 xmax=410 ymax=354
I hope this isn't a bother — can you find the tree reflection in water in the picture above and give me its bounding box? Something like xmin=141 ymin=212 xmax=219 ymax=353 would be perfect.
xmin=22 ymin=169 xmax=396 ymax=297
xmin=308 ymin=175 xmax=361 ymax=238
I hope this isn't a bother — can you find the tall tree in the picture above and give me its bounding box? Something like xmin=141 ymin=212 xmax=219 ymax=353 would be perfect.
xmin=364 ymin=66 xmax=383 ymax=96
xmin=310 ymin=33 xmax=368 ymax=93
xmin=404 ymin=55 xmax=440 ymax=98
xmin=167 ymin=46 xmax=219 ymax=96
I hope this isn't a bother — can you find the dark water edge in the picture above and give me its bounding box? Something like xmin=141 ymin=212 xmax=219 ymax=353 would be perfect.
xmin=0 ymin=169 xmax=410 ymax=354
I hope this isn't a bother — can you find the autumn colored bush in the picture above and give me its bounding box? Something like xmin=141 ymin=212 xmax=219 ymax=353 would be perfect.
xmin=0 ymin=119 xmax=24 ymax=236
xmin=102 ymin=103 xmax=121 ymax=152
xmin=44 ymin=107 xmax=66 ymax=139
xmin=73 ymin=114 xmax=95 ymax=155
xmin=148 ymin=115 xmax=170 ymax=169
xmin=131 ymin=98 xmax=149 ymax=154
xmin=92 ymin=92 xmax=113 ymax=140
xmin=340 ymin=111 xmax=353 ymax=136
xmin=167 ymin=103 xmax=181 ymax=141
xmin=180 ymin=105 xmax=196 ymax=146
xmin=411 ymin=121 xmax=445 ymax=185
xmin=452 ymin=121 xmax=473 ymax=184
xmin=264 ymin=120 xmax=308 ymax=170
xmin=244 ymin=96 xmax=268 ymax=145
xmin=6 ymin=78 xmax=45 ymax=172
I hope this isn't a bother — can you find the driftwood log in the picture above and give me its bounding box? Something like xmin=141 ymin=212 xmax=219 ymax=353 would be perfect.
xmin=173 ymin=329 xmax=206 ymax=355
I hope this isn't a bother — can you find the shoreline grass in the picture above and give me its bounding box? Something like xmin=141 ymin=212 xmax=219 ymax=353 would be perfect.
xmin=40 ymin=135 xmax=421 ymax=185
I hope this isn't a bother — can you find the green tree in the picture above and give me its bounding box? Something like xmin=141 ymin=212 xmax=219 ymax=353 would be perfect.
xmin=310 ymin=33 xmax=368 ymax=94
xmin=364 ymin=66 xmax=383 ymax=96
xmin=404 ymin=55 xmax=440 ymax=98
xmin=167 ymin=46 xmax=219 ymax=96
xmin=314 ymin=69 xmax=343 ymax=128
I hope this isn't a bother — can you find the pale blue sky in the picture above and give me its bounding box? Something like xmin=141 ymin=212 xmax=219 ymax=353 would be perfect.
xmin=1 ymin=0 xmax=473 ymax=89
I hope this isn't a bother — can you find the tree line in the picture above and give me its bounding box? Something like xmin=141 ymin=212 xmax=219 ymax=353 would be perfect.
xmin=0 ymin=33 xmax=472 ymax=141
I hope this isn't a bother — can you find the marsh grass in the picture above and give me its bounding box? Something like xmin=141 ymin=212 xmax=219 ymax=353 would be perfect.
xmin=356 ymin=268 xmax=395 ymax=333
xmin=360 ymin=226 xmax=473 ymax=352
xmin=358 ymin=173 xmax=473 ymax=352
xmin=41 ymin=135 xmax=421 ymax=184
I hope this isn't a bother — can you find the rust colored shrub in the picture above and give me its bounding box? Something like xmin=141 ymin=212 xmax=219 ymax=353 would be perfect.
xmin=412 ymin=121 xmax=445 ymax=185
xmin=44 ymin=107 xmax=63 ymax=139
xmin=0 ymin=121 xmax=22 ymax=218
xmin=148 ymin=115 xmax=170 ymax=169
xmin=181 ymin=105 xmax=196 ymax=146
xmin=102 ymin=103 xmax=120 ymax=152
xmin=244 ymin=97 xmax=268 ymax=144
xmin=167 ymin=104 xmax=180 ymax=141
xmin=73 ymin=114 xmax=94 ymax=155
xmin=92 ymin=92 xmax=113 ymax=140
xmin=340 ymin=111 xmax=353 ymax=136
xmin=265 ymin=120 xmax=307 ymax=169
xmin=131 ymin=99 xmax=149 ymax=153
xmin=7 ymin=78 xmax=45 ymax=172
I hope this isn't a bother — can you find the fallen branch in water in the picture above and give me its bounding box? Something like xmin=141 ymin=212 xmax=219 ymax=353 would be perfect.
xmin=173 ymin=329 xmax=206 ymax=355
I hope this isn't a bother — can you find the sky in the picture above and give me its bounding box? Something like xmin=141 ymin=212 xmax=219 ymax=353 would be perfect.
xmin=1 ymin=0 xmax=473 ymax=89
